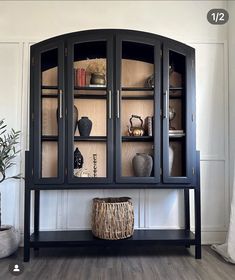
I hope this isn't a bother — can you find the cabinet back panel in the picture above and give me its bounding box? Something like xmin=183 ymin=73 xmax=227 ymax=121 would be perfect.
xmin=74 ymin=99 xmax=107 ymax=136
xmin=42 ymin=142 xmax=58 ymax=177
xmin=42 ymin=98 xmax=58 ymax=136
xmin=121 ymin=59 xmax=153 ymax=87
xmin=42 ymin=67 xmax=58 ymax=87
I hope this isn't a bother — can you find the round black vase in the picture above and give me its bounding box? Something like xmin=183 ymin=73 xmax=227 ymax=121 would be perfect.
xmin=77 ymin=117 xmax=92 ymax=137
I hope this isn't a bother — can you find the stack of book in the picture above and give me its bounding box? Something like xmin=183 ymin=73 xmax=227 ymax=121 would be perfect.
xmin=169 ymin=130 xmax=185 ymax=137
xmin=74 ymin=68 xmax=86 ymax=86
xmin=145 ymin=116 xmax=153 ymax=136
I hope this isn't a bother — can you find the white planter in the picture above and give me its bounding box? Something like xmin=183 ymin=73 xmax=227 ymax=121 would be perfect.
xmin=0 ymin=225 xmax=20 ymax=258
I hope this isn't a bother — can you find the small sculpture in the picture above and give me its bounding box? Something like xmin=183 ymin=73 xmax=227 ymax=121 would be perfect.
xmin=93 ymin=153 xmax=97 ymax=177
xmin=74 ymin=147 xmax=84 ymax=169
xmin=74 ymin=168 xmax=90 ymax=177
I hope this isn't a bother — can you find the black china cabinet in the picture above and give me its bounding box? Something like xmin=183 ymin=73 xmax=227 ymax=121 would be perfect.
xmin=24 ymin=29 xmax=201 ymax=261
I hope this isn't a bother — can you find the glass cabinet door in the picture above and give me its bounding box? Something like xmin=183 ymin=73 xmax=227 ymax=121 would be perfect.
xmin=115 ymin=35 xmax=161 ymax=183
xmin=162 ymin=43 xmax=195 ymax=183
xmin=67 ymin=35 xmax=113 ymax=183
xmin=32 ymin=42 xmax=65 ymax=184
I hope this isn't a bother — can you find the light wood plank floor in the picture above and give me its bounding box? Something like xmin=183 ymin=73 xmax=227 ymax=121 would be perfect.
xmin=0 ymin=246 xmax=234 ymax=280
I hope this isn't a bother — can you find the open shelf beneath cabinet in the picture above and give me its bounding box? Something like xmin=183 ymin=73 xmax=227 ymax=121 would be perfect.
xmin=30 ymin=229 xmax=196 ymax=247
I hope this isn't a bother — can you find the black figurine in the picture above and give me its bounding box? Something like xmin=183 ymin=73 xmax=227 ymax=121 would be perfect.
xmin=74 ymin=147 xmax=84 ymax=169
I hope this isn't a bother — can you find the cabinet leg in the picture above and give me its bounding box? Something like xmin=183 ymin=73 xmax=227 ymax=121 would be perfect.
xmin=194 ymin=187 xmax=201 ymax=259
xmin=184 ymin=189 xmax=190 ymax=248
xmin=34 ymin=190 xmax=40 ymax=251
xmin=195 ymin=244 xmax=201 ymax=259
xmin=24 ymin=188 xmax=31 ymax=262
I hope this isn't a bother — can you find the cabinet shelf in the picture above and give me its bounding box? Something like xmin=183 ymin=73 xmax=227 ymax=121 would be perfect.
xmin=169 ymin=87 xmax=183 ymax=91
xmin=41 ymin=136 xmax=108 ymax=142
xmin=41 ymin=136 xmax=58 ymax=141
xmin=122 ymin=95 xmax=153 ymax=100
xmin=74 ymin=136 xmax=107 ymax=142
xmin=74 ymin=86 xmax=107 ymax=91
xmin=42 ymin=94 xmax=58 ymax=98
xmin=74 ymin=93 xmax=107 ymax=99
xmin=122 ymin=87 xmax=153 ymax=91
xmin=122 ymin=136 xmax=153 ymax=142
xmin=30 ymin=229 xmax=196 ymax=247
xmin=41 ymin=85 xmax=58 ymax=90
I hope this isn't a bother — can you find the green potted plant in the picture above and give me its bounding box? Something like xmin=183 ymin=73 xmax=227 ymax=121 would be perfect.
xmin=0 ymin=119 xmax=21 ymax=258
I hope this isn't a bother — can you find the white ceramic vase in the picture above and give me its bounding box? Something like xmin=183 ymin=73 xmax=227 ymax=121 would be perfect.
xmin=0 ymin=225 xmax=20 ymax=258
xmin=169 ymin=145 xmax=174 ymax=175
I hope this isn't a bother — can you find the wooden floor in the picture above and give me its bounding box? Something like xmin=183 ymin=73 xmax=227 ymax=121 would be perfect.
xmin=0 ymin=246 xmax=234 ymax=280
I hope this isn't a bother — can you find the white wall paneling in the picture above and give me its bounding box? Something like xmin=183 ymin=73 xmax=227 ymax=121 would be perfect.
xmin=146 ymin=190 xmax=184 ymax=229
xmin=228 ymin=1 xmax=235 ymax=202
xmin=0 ymin=1 xmax=231 ymax=244
xmin=0 ymin=42 xmax=23 ymax=229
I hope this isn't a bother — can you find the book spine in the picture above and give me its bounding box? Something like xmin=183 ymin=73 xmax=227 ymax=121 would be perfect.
xmin=76 ymin=68 xmax=81 ymax=86
xmin=81 ymin=68 xmax=86 ymax=86
xmin=74 ymin=68 xmax=77 ymax=86
xmin=147 ymin=117 xmax=153 ymax=136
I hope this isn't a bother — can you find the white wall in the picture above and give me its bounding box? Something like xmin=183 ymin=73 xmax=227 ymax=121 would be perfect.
xmin=0 ymin=0 xmax=230 ymax=244
xmin=228 ymin=1 xmax=235 ymax=199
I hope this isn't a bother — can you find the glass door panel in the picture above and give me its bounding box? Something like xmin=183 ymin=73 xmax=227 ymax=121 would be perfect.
xmin=67 ymin=37 xmax=113 ymax=183
xmin=33 ymin=43 xmax=64 ymax=183
xmin=169 ymin=51 xmax=186 ymax=177
xmin=116 ymin=38 xmax=161 ymax=183
xmin=163 ymin=44 xmax=193 ymax=183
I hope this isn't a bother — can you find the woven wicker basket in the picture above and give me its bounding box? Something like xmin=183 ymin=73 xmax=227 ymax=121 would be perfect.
xmin=91 ymin=197 xmax=134 ymax=240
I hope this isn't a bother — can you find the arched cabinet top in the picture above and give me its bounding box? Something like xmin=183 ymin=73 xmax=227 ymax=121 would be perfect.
xmin=31 ymin=29 xmax=195 ymax=72
xmin=31 ymin=29 xmax=194 ymax=52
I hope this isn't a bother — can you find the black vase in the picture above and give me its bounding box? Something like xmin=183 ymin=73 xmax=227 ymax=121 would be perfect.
xmin=77 ymin=117 xmax=92 ymax=137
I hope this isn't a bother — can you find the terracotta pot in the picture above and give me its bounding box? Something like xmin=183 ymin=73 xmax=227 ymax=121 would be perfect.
xmin=0 ymin=225 xmax=20 ymax=258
